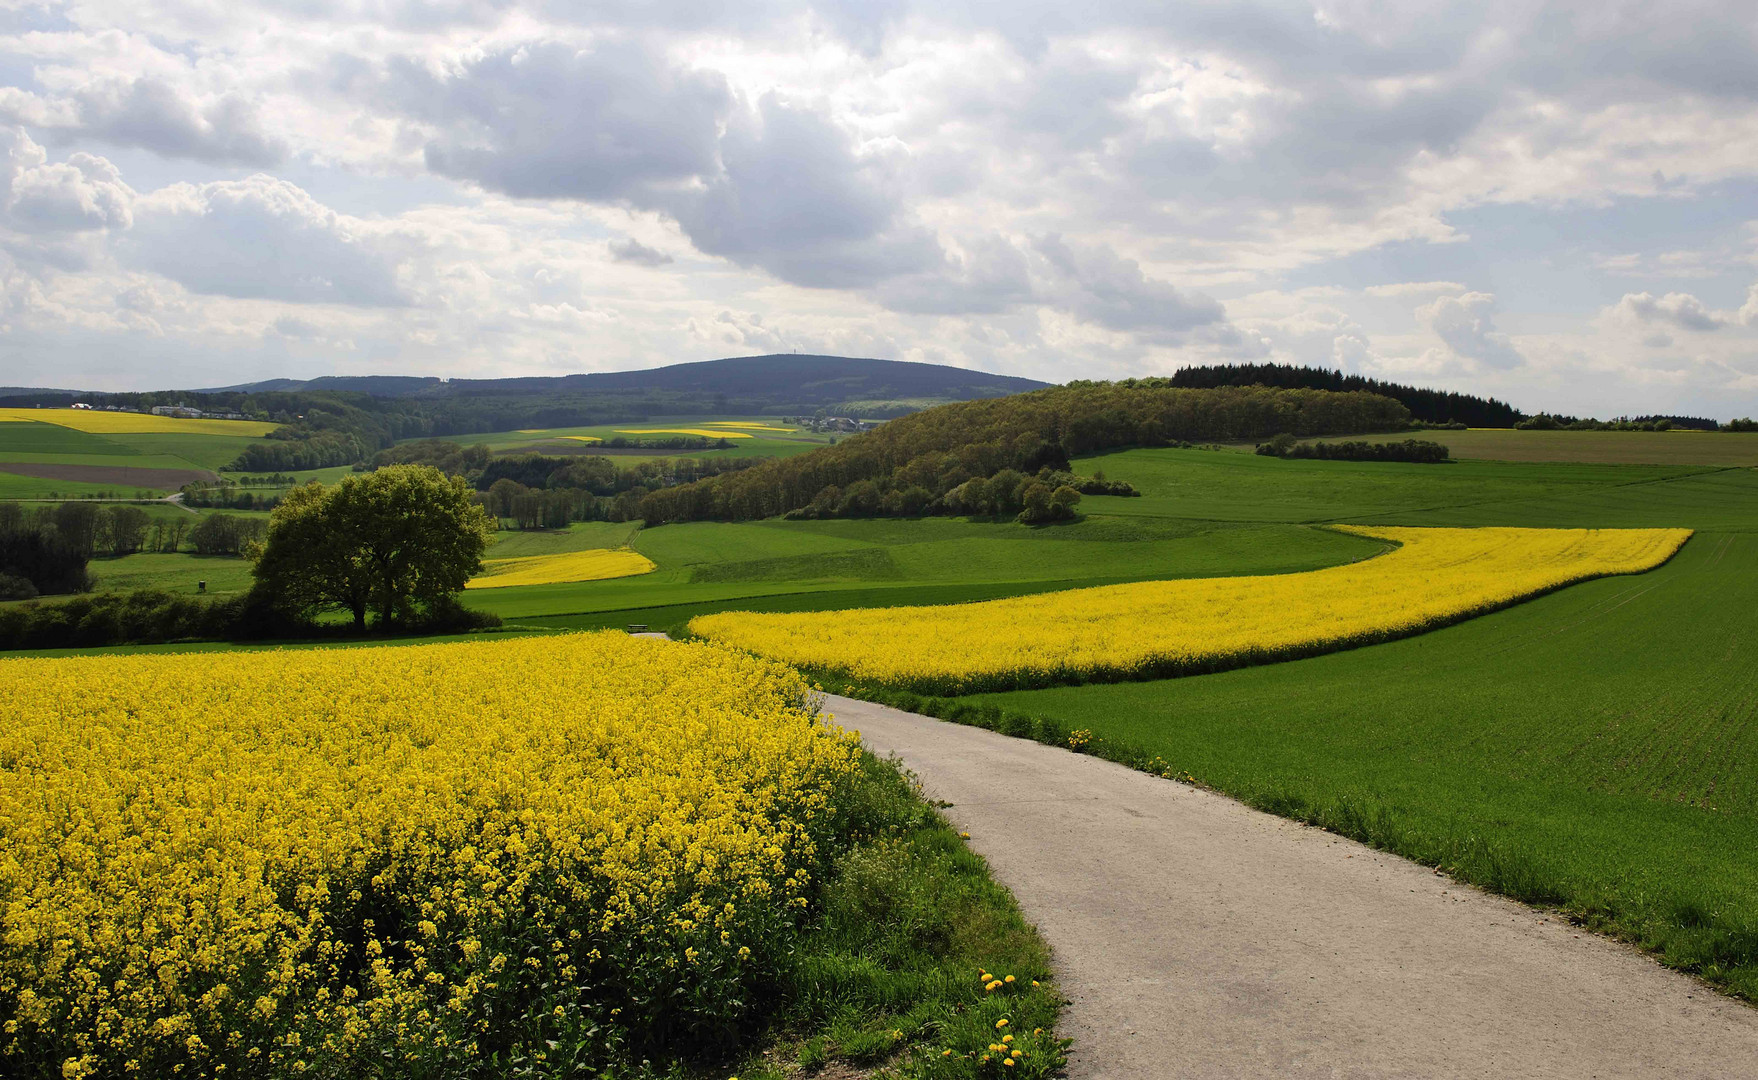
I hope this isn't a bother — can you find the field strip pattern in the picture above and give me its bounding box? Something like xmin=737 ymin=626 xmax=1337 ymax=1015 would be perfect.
xmin=826 ymin=693 xmax=1758 ymax=1078
xmin=694 ymin=526 xmax=1691 ymax=693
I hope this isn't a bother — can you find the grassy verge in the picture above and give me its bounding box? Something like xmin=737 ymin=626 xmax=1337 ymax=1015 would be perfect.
xmin=732 ymin=749 xmax=1066 ymax=1079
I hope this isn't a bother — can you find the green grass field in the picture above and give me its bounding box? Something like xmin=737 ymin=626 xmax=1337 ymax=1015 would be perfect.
xmin=419 ymin=415 xmax=840 ymax=462
xmin=1303 ymin=427 xmax=1758 ymax=466
xmin=16 ymin=418 xmax=1758 ymax=1000
xmin=835 ymin=447 xmax=1758 ymax=998
xmin=0 ymin=417 xmax=278 ymax=492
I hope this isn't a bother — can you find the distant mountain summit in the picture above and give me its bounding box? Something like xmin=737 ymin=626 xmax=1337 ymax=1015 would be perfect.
xmin=204 ymin=355 xmax=1049 ymax=412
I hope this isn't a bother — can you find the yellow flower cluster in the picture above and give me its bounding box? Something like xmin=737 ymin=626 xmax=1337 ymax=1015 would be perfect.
xmin=615 ymin=427 xmax=754 ymax=439
xmin=0 ymin=633 xmax=858 ymax=1076
xmin=691 ymin=526 xmax=1692 ymax=694
xmin=0 ymin=407 xmax=278 ymax=436
xmin=464 ymin=547 xmax=656 ymax=588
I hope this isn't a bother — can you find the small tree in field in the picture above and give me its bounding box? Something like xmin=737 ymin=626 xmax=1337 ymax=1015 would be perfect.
xmin=253 ymin=465 xmax=493 ymax=630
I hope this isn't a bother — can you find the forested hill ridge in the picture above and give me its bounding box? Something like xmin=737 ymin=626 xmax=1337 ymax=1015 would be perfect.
xmin=638 ymin=382 xmax=1410 ymax=523
xmin=196 ymin=355 xmax=1048 ymax=415
xmin=0 ymin=355 xmax=1050 ymax=472
xmin=1166 ymin=363 xmax=1523 ymax=427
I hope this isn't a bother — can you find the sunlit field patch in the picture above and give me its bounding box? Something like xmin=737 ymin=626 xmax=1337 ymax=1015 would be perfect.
xmin=0 ymin=407 xmax=278 ymax=437
xmin=691 ymin=526 xmax=1691 ymax=694
xmin=703 ymin=421 xmax=799 ymax=432
xmin=616 ymin=427 xmax=755 ymax=439
xmin=0 ymin=633 xmax=858 ymax=1076
xmin=560 ymin=434 xmax=603 ymax=442
xmin=465 ymin=547 xmax=656 ymax=588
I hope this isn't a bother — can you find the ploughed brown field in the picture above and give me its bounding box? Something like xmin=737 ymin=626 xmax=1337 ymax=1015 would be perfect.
xmin=0 ymin=462 xmax=216 ymax=488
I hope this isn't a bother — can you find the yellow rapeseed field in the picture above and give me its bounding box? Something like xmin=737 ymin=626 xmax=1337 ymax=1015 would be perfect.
xmin=0 ymin=634 xmax=858 ymax=1076
xmin=703 ymin=422 xmax=798 ymax=432
xmin=691 ymin=526 xmax=1692 ymax=693
xmin=0 ymin=407 xmax=278 ymax=436
xmin=615 ymin=428 xmax=753 ymax=439
xmin=465 ymin=548 xmax=656 ymax=588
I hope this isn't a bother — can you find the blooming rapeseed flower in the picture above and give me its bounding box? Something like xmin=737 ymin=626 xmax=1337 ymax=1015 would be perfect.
xmin=691 ymin=526 xmax=1691 ymax=693
xmin=0 ymin=632 xmax=858 ymax=1077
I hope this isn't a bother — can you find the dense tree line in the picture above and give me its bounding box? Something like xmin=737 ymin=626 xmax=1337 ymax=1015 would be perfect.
xmin=1257 ymin=435 xmax=1451 ymax=463
xmin=637 ymin=383 xmax=1409 ymax=524
xmin=1515 ymin=413 xmax=1754 ymax=432
xmin=374 ymin=441 xmax=765 ymax=530
xmin=1166 ymin=363 xmax=1523 ymax=427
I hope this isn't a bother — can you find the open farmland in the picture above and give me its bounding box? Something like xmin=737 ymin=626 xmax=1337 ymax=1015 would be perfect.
xmin=691 ymin=526 xmax=1690 ymax=693
xmin=465 ymin=547 xmax=656 ymax=588
xmin=1302 ymin=427 xmax=1758 ymax=466
xmin=0 ymin=632 xmax=1063 ymax=1078
xmin=775 ymin=443 xmax=1758 ymax=999
xmin=431 ymin=416 xmax=841 ymax=463
xmin=0 ymin=410 xmax=281 ymax=494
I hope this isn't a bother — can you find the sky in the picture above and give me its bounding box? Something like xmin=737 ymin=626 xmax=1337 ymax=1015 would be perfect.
xmin=0 ymin=1 xmax=1755 ymax=417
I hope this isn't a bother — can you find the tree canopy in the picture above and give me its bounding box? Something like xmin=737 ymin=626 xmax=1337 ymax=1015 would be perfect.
xmin=253 ymin=465 xmax=493 ymax=629
xmin=637 ymin=382 xmax=1411 ymax=524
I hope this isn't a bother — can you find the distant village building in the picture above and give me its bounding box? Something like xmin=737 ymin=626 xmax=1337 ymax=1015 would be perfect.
xmin=150 ymin=404 xmax=250 ymax=421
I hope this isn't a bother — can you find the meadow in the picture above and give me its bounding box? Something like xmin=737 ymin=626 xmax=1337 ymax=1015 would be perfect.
xmin=691 ymin=526 xmax=1689 ymax=693
xmin=1303 ymin=426 xmax=1758 ymax=466
xmin=12 ymin=408 xmax=1758 ymax=1019
xmin=436 ymin=415 xmax=841 ymax=463
xmin=786 ymin=444 xmax=1758 ymax=998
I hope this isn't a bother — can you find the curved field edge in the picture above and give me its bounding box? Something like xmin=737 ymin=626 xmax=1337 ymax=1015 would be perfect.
xmin=688 ymin=527 xmax=1693 ymax=695
xmin=464 ymin=547 xmax=657 ymax=589
xmin=0 ymin=635 xmax=1064 ymax=1079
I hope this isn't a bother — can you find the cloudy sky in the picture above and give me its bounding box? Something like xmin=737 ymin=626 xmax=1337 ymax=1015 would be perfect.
xmin=0 ymin=1 xmax=1755 ymax=416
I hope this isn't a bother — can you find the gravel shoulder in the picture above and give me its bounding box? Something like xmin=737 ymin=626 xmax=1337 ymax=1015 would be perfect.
xmin=826 ymin=693 xmax=1758 ymax=1079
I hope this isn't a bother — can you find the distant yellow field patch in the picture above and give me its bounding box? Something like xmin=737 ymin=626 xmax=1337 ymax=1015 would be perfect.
xmin=616 ymin=428 xmax=754 ymax=439
xmin=466 ymin=548 xmax=657 ymax=589
xmin=516 ymin=428 xmax=547 ymax=434
xmin=0 ymin=408 xmax=278 ymax=437
xmin=560 ymin=435 xmax=603 ymax=443
xmin=704 ymin=421 xmax=798 ymax=432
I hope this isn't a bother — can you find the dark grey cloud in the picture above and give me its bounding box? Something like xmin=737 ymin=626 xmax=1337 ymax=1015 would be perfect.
xmin=1033 ymin=233 xmax=1226 ymax=340
xmin=399 ymin=40 xmax=729 ymax=200
xmin=607 ymin=237 xmax=672 ymax=266
xmin=669 ymin=94 xmax=940 ymax=287
xmin=392 ymin=43 xmax=939 ymax=288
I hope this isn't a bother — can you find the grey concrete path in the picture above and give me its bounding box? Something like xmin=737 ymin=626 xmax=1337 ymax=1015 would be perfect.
xmin=826 ymin=694 xmax=1758 ymax=1079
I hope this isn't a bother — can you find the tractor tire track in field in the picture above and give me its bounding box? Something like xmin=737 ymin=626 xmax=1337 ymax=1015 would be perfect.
xmin=828 ymin=694 xmax=1758 ymax=1079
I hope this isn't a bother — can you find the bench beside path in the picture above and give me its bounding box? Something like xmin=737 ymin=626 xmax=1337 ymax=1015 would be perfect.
xmin=826 ymin=693 xmax=1758 ymax=1079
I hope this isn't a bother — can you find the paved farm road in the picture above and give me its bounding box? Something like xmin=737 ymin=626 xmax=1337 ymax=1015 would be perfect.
xmin=826 ymin=694 xmax=1758 ymax=1079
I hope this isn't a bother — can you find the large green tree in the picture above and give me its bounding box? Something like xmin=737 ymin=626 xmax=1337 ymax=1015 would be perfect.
xmin=253 ymin=465 xmax=493 ymax=630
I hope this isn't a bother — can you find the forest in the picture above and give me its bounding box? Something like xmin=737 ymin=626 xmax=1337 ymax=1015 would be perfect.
xmin=637 ymin=383 xmax=1410 ymax=523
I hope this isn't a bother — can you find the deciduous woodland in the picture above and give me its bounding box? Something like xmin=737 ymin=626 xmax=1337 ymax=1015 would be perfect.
xmin=637 ymin=384 xmax=1411 ymax=523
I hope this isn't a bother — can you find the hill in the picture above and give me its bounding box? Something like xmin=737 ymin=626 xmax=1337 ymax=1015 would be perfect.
xmin=1165 ymin=364 xmax=1523 ymax=427
xmin=203 ymin=355 xmax=1048 ymax=415
xmin=638 ymin=382 xmax=1411 ymax=523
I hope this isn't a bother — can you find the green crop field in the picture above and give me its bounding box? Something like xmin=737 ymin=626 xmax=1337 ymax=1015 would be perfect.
xmin=467 ymin=516 xmax=1381 ymax=623
xmin=1300 ymin=427 xmax=1758 ymax=466
xmin=0 ymin=416 xmax=281 ymax=493
xmin=16 ymin=413 xmax=1758 ymax=1007
xmin=817 ymin=447 xmax=1758 ymax=998
xmin=419 ymin=415 xmax=842 ymax=461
